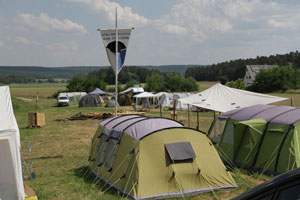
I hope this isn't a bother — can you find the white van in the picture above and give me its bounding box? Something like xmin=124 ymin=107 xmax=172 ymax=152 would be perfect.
xmin=57 ymin=96 xmax=69 ymax=106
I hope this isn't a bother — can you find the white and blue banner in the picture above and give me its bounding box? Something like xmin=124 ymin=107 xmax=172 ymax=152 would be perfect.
xmin=99 ymin=29 xmax=132 ymax=74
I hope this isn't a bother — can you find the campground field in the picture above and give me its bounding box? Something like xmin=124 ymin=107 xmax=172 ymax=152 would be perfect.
xmin=10 ymin=82 xmax=300 ymax=200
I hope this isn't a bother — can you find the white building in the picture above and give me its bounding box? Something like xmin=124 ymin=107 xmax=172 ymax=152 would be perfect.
xmin=243 ymin=65 xmax=276 ymax=86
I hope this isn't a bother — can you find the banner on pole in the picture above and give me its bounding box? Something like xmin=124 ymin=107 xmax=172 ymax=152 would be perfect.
xmin=99 ymin=29 xmax=132 ymax=74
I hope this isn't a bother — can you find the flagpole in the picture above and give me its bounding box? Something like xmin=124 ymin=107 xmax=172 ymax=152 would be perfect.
xmin=115 ymin=7 xmax=118 ymax=116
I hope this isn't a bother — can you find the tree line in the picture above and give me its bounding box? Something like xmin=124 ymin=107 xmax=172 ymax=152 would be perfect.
xmin=248 ymin=64 xmax=300 ymax=93
xmin=185 ymin=51 xmax=300 ymax=81
xmin=0 ymin=75 xmax=36 ymax=84
xmin=66 ymin=67 xmax=199 ymax=93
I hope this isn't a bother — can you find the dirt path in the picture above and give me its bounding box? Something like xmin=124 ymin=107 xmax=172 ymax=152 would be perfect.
xmin=16 ymin=97 xmax=33 ymax=102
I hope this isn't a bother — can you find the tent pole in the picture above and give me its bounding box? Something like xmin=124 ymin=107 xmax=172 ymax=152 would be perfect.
xmin=197 ymin=107 xmax=199 ymax=130
xmin=160 ymin=104 xmax=162 ymax=117
xmin=173 ymin=99 xmax=176 ymax=120
xmin=114 ymin=8 xmax=118 ymax=116
xmin=188 ymin=104 xmax=190 ymax=127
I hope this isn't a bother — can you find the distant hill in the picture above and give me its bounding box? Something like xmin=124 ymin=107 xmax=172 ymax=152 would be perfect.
xmin=0 ymin=65 xmax=200 ymax=82
xmin=0 ymin=66 xmax=103 ymax=79
xmin=134 ymin=65 xmax=203 ymax=75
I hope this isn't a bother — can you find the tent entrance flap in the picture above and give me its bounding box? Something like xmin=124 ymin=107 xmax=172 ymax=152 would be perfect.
xmin=165 ymin=142 xmax=196 ymax=161
xmin=233 ymin=119 xmax=266 ymax=166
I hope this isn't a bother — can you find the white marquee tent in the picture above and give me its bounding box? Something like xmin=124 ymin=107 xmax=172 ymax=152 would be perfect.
xmin=0 ymin=86 xmax=25 ymax=200
xmin=119 ymin=86 xmax=144 ymax=95
xmin=178 ymin=83 xmax=288 ymax=113
xmin=173 ymin=93 xmax=191 ymax=110
xmin=133 ymin=92 xmax=156 ymax=105
xmin=157 ymin=93 xmax=173 ymax=109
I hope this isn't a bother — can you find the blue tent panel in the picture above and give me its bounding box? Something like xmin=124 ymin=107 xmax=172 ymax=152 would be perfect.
xmin=89 ymin=88 xmax=108 ymax=95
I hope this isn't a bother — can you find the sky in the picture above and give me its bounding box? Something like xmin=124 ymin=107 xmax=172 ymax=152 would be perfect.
xmin=0 ymin=0 xmax=300 ymax=67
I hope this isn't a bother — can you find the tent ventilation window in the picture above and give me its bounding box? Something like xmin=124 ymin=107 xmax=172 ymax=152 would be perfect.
xmin=209 ymin=119 xmax=227 ymax=143
xmin=96 ymin=134 xmax=108 ymax=165
xmin=103 ymin=138 xmax=119 ymax=169
xmin=165 ymin=142 xmax=196 ymax=162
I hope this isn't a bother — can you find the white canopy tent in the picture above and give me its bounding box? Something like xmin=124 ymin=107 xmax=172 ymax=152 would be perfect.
xmin=0 ymin=86 xmax=25 ymax=200
xmin=178 ymin=83 xmax=288 ymax=113
xmin=133 ymin=92 xmax=156 ymax=106
xmin=119 ymin=86 xmax=144 ymax=95
xmin=155 ymin=92 xmax=169 ymax=98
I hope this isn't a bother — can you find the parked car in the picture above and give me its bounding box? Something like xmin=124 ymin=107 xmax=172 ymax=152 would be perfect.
xmin=57 ymin=96 xmax=69 ymax=106
xmin=232 ymin=167 xmax=300 ymax=200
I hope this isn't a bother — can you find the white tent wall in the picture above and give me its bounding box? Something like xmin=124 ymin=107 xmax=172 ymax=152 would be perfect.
xmin=0 ymin=86 xmax=25 ymax=200
xmin=158 ymin=93 xmax=173 ymax=109
xmin=173 ymin=93 xmax=191 ymax=110
xmin=158 ymin=93 xmax=191 ymax=110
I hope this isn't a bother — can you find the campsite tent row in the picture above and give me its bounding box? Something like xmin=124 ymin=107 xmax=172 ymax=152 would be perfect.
xmin=58 ymin=92 xmax=87 ymax=103
xmin=89 ymin=114 xmax=236 ymax=199
xmin=208 ymin=104 xmax=300 ymax=175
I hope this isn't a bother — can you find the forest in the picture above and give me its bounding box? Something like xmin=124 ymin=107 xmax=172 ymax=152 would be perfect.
xmin=185 ymin=51 xmax=300 ymax=81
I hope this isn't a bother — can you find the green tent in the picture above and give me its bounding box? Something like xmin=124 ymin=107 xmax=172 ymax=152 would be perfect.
xmin=89 ymin=115 xmax=236 ymax=199
xmin=105 ymin=99 xmax=119 ymax=108
xmin=208 ymin=104 xmax=300 ymax=175
xmin=118 ymin=94 xmax=132 ymax=106
xmin=78 ymin=94 xmax=102 ymax=107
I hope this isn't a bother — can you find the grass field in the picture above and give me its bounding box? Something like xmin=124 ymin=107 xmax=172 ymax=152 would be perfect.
xmin=9 ymin=82 xmax=300 ymax=200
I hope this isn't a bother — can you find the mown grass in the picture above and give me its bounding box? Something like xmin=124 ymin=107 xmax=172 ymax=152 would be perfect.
xmin=9 ymin=83 xmax=67 ymax=98
xmin=10 ymin=82 xmax=300 ymax=200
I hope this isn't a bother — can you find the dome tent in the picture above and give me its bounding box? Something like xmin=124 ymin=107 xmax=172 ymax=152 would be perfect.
xmin=117 ymin=94 xmax=132 ymax=106
xmin=105 ymin=99 xmax=119 ymax=108
xmin=79 ymin=94 xmax=102 ymax=107
xmin=89 ymin=115 xmax=236 ymax=199
xmin=208 ymin=104 xmax=300 ymax=175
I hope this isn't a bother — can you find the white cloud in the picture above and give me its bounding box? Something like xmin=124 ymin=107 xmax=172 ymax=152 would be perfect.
xmin=65 ymin=0 xmax=149 ymax=27
xmin=17 ymin=13 xmax=87 ymax=34
xmin=3 ymin=0 xmax=300 ymax=66
xmin=223 ymin=0 xmax=260 ymax=18
xmin=46 ymin=41 xmax=79 ymax=51
xmin=0 ymin=40 xmax=4 ymax=48
xmin=63 ymin=0 xmax=300 ymax=46
xmin=267 ymin=13 xmax=300 ymax=28
xmin=268 ymin=18 xmax=293 ymax=28
xmin=15 ymin=36 xmax=31 ymax=45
